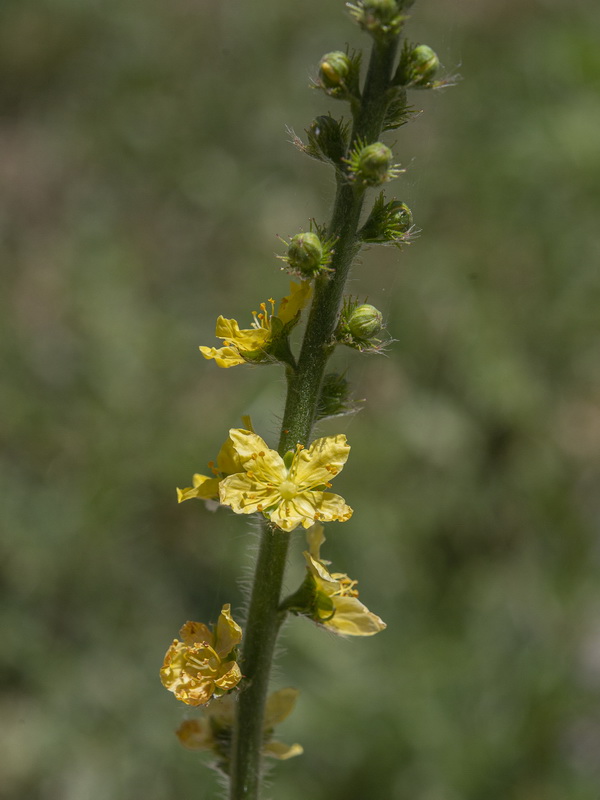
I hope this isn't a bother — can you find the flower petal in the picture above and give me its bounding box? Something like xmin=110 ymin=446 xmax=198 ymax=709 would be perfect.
xmin=228 ymin=429 xmax=287 ymax=483
xmin=214 ymin=604 xmax=243 ymax=658
xmin=292 ymin=434 xmax=350 ymax=489
xmin=263 ymin=688 xmax=300 ymax=728
xmin=329 ymin=596 xmax=387 ymax=636
xmin=214 ymin=317 xmax=269 ymax=351
xmin=303 ymin=551 xmax=339 ymax=591
xmin=219 ymin=473 xmax=279 ymax=515
xmin=277 ymin=281 xmax=312 ymax=325
xmin=177 ymin=474 xmax=220 ymax=502
xmin=306 ymin=523 xmax=326 ymax=560
xmin=299 ymin=491 xmax=353 ymax=526
xmin=199 ymin=345 xmax=246 ymax=368
xmin=268 ymin=499 xmax=306 ymax=532
xmin=179 ymin=621 xmax=213 ymax=646
xmin=214 ymin=659 xmax=242 ymax=692
xmin=216 ymin=436 xmax=246 ymax=476
xmin=176 ymin=719 xmax=214 ymax=751
xmin=263 ymin=740 xmax=304 ymax=760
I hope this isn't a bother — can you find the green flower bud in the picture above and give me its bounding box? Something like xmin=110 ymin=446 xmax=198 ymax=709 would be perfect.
xmin=347 ymin=304 xmax=384 ymax=340
xmin=287 ymin=232 xmax=324 ymax=277
xmin=355 ymin=142 xmax=393 ymax=186
xmin=319 ymin=51 xmax=351 ymax=89
xmin=306 ymin=115 xmax=348 ymax=164
xmin=408 ymin=44 xmax=440 ymax=86
xmin=317 ymin=372 xmax=353 ymax=420
xmin=348 ymin=0 xmax=405 ymax=38
xmin=362 ymin=0 xmax=399 ymax=23
xmin=389 ymin=201 xmax=413 ymax=232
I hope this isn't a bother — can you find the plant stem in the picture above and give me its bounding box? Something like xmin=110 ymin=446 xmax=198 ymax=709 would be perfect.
xmin=228 ymin=33 xmax=400 ymax=800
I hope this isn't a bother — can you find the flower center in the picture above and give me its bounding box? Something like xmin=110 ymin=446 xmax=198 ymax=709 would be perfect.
xmin=278 ymin=480 xmax=298 ymax=500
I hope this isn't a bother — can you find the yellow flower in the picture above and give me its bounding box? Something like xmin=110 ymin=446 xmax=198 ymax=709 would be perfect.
xmin=176 ymin=429 xmax=247 ymax=503
xmin=303 ymin=524 xmax=386 ymax=636
xmin=199 ymin=281 xmax=312 ymax=368
xmin=160 ymin=604 xmax=243 ymax=706
xmin=176 ymin=689 xmax=303 ymax=762
xmin=218 ymin=429 xmax=353 ymax=532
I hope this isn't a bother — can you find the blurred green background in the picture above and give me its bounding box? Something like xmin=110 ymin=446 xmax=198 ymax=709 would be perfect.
xmin=2 ymin=0 xmax=600 ymax=798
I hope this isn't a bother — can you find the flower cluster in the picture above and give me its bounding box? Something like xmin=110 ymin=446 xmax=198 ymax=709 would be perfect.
xmin=160 ymin=604 xmax=242 ymax=706
xmin=161 ymin=0 xmax=446 ymax=784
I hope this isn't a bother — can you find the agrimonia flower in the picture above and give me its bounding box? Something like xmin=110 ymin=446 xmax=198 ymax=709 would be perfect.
xmin=176 ymin=689 xmax=303 ymax=762
xmin=219 ymin=429 xmax=353 ymax=532
xmin=199 ymin=281 xmax=311 ymax=368
xmin=284 ymin=524 xmax=386 ymax=636
xmin=160 ymin=604 xmax=242 ymax=706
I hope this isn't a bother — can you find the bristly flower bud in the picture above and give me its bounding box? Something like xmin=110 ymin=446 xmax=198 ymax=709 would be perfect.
xmin=315 ymin=50 xmax=361 ymax=102
xmin=335 ymin=298 xmax=389 ymax=353
xmin=359 ymin=192 xmax=416 ymax=247
xmin=344 ymin=140 xmax=403 ymax=188
xmin=288 ymin=233 xmax=323 ymax=276
xmin=291 ymin=115 xmax=350 ymax=165
xmin=316 ymin=372 xmax=358 ymax=420
xmin=319 ymin=51 xmax=351 ymax=89
xmin=395 ymin=42 xmax=441 ymax=88
xmin=347 ymin=0 xmax=407 ymax=40
xmin=347 ymin=304 xmax=384 ymax=339
xmin=278 ymin=225 xmax=336 ymax=279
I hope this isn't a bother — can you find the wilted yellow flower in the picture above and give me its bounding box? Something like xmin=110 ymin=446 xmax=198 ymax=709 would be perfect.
xmin=176 ymin=689 xmax=303 ymax=761
xmin=218 ymin=429 xmax=353 ymax=532
xmin=199 ymin=281 xmax=311 ymax=368
xmin=160 ymin=604 xmax=243 ymax=706
xmin=302 ymin=524 xmax=386 ymax=636
xmin=177 ymin=428 xmax=247 ymax=503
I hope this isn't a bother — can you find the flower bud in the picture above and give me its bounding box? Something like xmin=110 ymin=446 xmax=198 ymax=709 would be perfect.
xmin=287 ymin=232 xmax=324 ymax=277
xmin=389 ymin=201 xmax=413 ymax=232
xmin=362 ymin=0 xmax=399 ymax=23
xmin=355 ymin=142 xmax=393 ymax=186
xmin=319 ymin=51 xmax=351 ymax=90
xmin=348 ymin=0 xmax=404 ymax=38
xmin=317 ymin=372 xmax=353 ymax=420
xmin=347 ymin=304 xmax=384 ymax=340
xmin=407 ymin=44 xmax=440 ymax=86
xmin=306 ymin=115 xmax=348 ymax=164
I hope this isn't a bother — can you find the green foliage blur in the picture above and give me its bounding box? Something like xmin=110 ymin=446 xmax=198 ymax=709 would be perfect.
xmin=2 ymin=0 xmax=600 ymax=798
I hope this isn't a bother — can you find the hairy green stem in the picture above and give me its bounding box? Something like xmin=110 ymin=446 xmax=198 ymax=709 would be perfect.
xmin=228 ymin=33 xmax=400 ymax=800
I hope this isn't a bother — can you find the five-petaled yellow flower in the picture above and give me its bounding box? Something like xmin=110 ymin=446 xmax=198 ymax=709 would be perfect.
xmin=160 ymin=604 xmax=242 ymax=706
xmin=303 ymin=524 xmax=386 ymax=636
xmin=199 ymin=281 xmax=312 ymax=368
xmin=218 ymin=429 xmax=353 ymax=532
xmin=176 ymin=688 xmax=303 ymax=761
